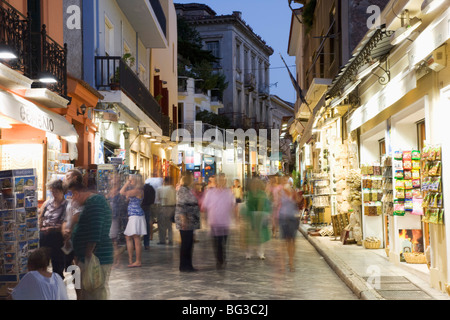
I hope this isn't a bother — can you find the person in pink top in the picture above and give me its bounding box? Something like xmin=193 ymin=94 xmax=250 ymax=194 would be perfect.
xmin=201 ymin=173 xmax=236 ymax=269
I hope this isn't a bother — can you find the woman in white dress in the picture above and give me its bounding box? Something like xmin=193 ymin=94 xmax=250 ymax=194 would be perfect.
xmin=120 ymin=174 xmax=147 ymax=268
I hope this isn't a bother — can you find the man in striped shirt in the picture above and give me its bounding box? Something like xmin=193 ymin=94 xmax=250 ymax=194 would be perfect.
xmin=67 ymin=181 xmax=114 ymax=300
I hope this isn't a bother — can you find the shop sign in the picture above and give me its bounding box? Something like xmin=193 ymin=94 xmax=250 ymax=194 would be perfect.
xmin=0 ymin=90 xmax=77 ymax=138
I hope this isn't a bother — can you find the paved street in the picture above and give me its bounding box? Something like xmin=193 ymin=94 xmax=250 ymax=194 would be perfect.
xmin=68 ymin=226 xmax=358 ymax=300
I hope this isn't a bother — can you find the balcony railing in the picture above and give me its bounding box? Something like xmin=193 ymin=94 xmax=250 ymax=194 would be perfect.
xmin=244 ymin=73 xmax=256 ymax=91
xmin=95 ymin=56 xmax=161 ymax=127
xmin=39 ymin=25 xmax=67 ymax=97
xmin=0 ymin=0 xmax=31 ymax=75
xmin=149 ymin=0 xmax=166 ymax=38
xmin=0 ymin=1 xmax=67 ymax=97
xmin=161 ymin=114 xmax=174 ymax=138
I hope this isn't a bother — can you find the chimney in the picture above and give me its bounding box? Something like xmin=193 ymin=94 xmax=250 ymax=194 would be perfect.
xmin=232 ymin=11 xmax=242 ymax=19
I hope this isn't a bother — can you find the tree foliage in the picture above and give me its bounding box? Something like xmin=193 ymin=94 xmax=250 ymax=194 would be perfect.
xmin=196 ymin=110 xmax=231 ymax=129
xmin=177 ymin=16 xmax=228 ymax=95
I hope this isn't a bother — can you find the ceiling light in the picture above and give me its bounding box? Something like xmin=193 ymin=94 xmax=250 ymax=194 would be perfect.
xmin=38 ymin=72 xmax=58 ymax=84
xmin=356 ymin=60 xmax=380 ymax=80
xmin=421 ymin=0 xmax=445 ymax=14
xmin=390 ymin=16 xmax=422 ymax=46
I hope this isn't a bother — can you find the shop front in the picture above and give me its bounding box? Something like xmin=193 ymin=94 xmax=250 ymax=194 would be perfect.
xmin=0 ymin=88 xmax=76 ymax=201
xmin=345 ymin=7 xmax=450 ymax=292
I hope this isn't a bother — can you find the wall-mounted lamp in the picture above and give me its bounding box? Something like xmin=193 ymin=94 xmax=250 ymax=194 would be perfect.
xmin=77 ymin=104 xmax=87 ymax=116
xmin=123 ymin=131 xmax=130 ymax=140
xmin=162 ymin=81 xmax=168 ymax=85
xmin=155 ymin=68 xmax=160 ymax=73
xmin=390 ymin=10 xmax=422 ymax=46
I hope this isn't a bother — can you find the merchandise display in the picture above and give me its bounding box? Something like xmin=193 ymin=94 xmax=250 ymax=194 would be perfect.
xmin=0 ymin=169 xmax=39 ymax=298
xmin=421 ymin=144 xmax=444 ymax=225
xmin=382 ymin=156 xmax=394 ymax=216
xmin=393 ymin=150 xmax=423 ymax=216
xmin=361 ymin=163 xmax=383 ymax=216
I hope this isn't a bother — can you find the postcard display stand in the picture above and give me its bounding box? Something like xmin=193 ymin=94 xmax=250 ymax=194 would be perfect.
xmin=0 ymin=169 xmax=39 ymax=298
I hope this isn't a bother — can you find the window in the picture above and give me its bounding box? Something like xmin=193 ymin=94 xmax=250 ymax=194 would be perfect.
xmin=105 ymin=16 xmax=114 ymax=56
xmin=236 ymin=42 xmax=241 ymax=71
xmin=329 ymin=4 xmax=336 ymax=66
xmin=139 ymin=63 xmax=147 ymax=85
xmin=206 ymin=41 xmax=221 ymax=69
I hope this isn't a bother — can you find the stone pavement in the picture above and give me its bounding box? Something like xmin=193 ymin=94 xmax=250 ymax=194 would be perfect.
xmin=67 ymin=225 xmax=359 ymax=300
xmin=299 ymin=223 xmax=450 ymax=300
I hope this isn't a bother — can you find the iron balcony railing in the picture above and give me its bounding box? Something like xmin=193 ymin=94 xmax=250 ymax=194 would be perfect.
xmin=39 ymin=25 xmax=67 ymax=97
xmin=0 ymin=1 xmax=67 ymax=97
xmin=95 ymin=56 xmax=162 ymax=127
xmin=0 ymin=0 xmax=31 ymax=75
xmin=161 ymin=114 xmax=174 ymax=138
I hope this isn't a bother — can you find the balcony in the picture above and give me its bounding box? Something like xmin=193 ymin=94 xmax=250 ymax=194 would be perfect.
xmin=0 ymin=1 xmax=67 ymax=98
xmin=244 ymin=73 xmax=256 ymax=92
xmin=258 ymin=85 xmax=270 ymax=100
xmin=0 ymin=0 xmax=31 ymax=76
xmin=115 ymin=0 xmax=167 ymax=48
xmin=95 ymin=56 xmax=162 ymax=127
xmin=161 ymin=114 xmax=174 ymax=138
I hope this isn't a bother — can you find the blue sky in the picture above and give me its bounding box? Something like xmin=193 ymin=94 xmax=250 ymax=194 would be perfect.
xmin=175 ymin=0 xmax=297 ymax=103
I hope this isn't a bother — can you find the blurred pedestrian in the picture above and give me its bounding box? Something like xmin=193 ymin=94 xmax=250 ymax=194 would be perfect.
xmin=201 ymin=173 xmax=235 ymax=269
xmin=38 ymin=179 xmax=67 ymax=279
xmin=175 ymin=173 xmax=201 ymax=272
xmin=68 ymin=180 xmax=113 ymax=300
xmin=269 ymin=175 xmax=283 ymax=238
xmin=231 ymin=179 xmax=243 ymax=204
xmin=120 ymin=174 xmax=147 ymax=268
xmin=155 ymin=176 xmax=176 ymax=245
xmin=107 ymin=174 xmax=127 ymax=267
xmin=11 ymin=248 xmax=68 ymax=300
xmin=61 ymin=169 xmax=84 ymax=299
xmin=278 ymin=177 xmax=301 ymax=272
xmin=242 ymin=178 xmax=272 ymax=260
xmin=141 ymin=180 xmax=156 ymax=250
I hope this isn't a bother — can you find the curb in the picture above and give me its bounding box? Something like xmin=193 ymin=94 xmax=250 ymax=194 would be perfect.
xmin=299 ymin=227 xmax=384 ymax=300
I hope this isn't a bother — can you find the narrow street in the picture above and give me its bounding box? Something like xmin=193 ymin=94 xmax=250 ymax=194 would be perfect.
xmin=67 ymin=227 xmax=358 ymax=300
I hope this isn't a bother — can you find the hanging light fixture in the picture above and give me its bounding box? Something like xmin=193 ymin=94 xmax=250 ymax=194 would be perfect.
xmin=390 ymin=10 xmax=422 ymax=46
xmin=421 ymin=0 xmax=445 ymax=14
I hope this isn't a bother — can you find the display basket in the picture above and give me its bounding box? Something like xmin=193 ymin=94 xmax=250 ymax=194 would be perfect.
xmin=363 ymin=239 xmax=381 ymax=249
xmin=403 ymin=252 xmax=427 ymax=264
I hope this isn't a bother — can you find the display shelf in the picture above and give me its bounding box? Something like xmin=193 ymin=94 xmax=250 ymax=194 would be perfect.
xmin=0 ymin=169 xmax=39 ymax=298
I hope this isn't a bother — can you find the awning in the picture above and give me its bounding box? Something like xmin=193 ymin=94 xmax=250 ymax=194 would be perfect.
xmin=0 ymin=89 xmax=78 ymax=140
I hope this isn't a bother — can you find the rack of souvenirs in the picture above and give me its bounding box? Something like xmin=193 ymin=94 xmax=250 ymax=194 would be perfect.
xmin=382 ymin=156 xmax=394 ymax=216
xmin=311 ymin=172 xmax=331 ymax=208
xmin=392 ymin=150 xmax=423 ymax=217
xmin=0 ymin=169 xmax=39 ymax=299
xmin=361 ymin=163 xmax=383 ymax=216
xmin=421 ymin=145 xmax=444 ymax=225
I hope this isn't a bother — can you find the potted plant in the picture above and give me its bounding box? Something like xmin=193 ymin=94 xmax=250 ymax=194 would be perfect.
xmin=110 ymin=53 xmax=135 ymax=90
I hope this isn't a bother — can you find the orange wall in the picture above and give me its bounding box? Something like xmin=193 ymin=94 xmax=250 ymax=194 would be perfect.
xmin=7 ymin=0 xmax=64 ymax=45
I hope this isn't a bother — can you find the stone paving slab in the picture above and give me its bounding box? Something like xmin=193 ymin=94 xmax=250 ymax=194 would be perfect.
xmin=300 ymin=224 xmax=450 ymax=300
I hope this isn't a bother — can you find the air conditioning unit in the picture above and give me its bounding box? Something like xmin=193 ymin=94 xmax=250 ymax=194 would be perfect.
xmin=426 ymin=45 xmax=446 ymax=72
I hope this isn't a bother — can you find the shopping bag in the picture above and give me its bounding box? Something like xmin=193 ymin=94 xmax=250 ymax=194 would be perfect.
xmin=81 ymin=254 xmax=104 ymax=291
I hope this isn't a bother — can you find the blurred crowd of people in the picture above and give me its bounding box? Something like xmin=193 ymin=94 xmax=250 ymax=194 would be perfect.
xmin=10 ymin=169 xmax=305 ymax=300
